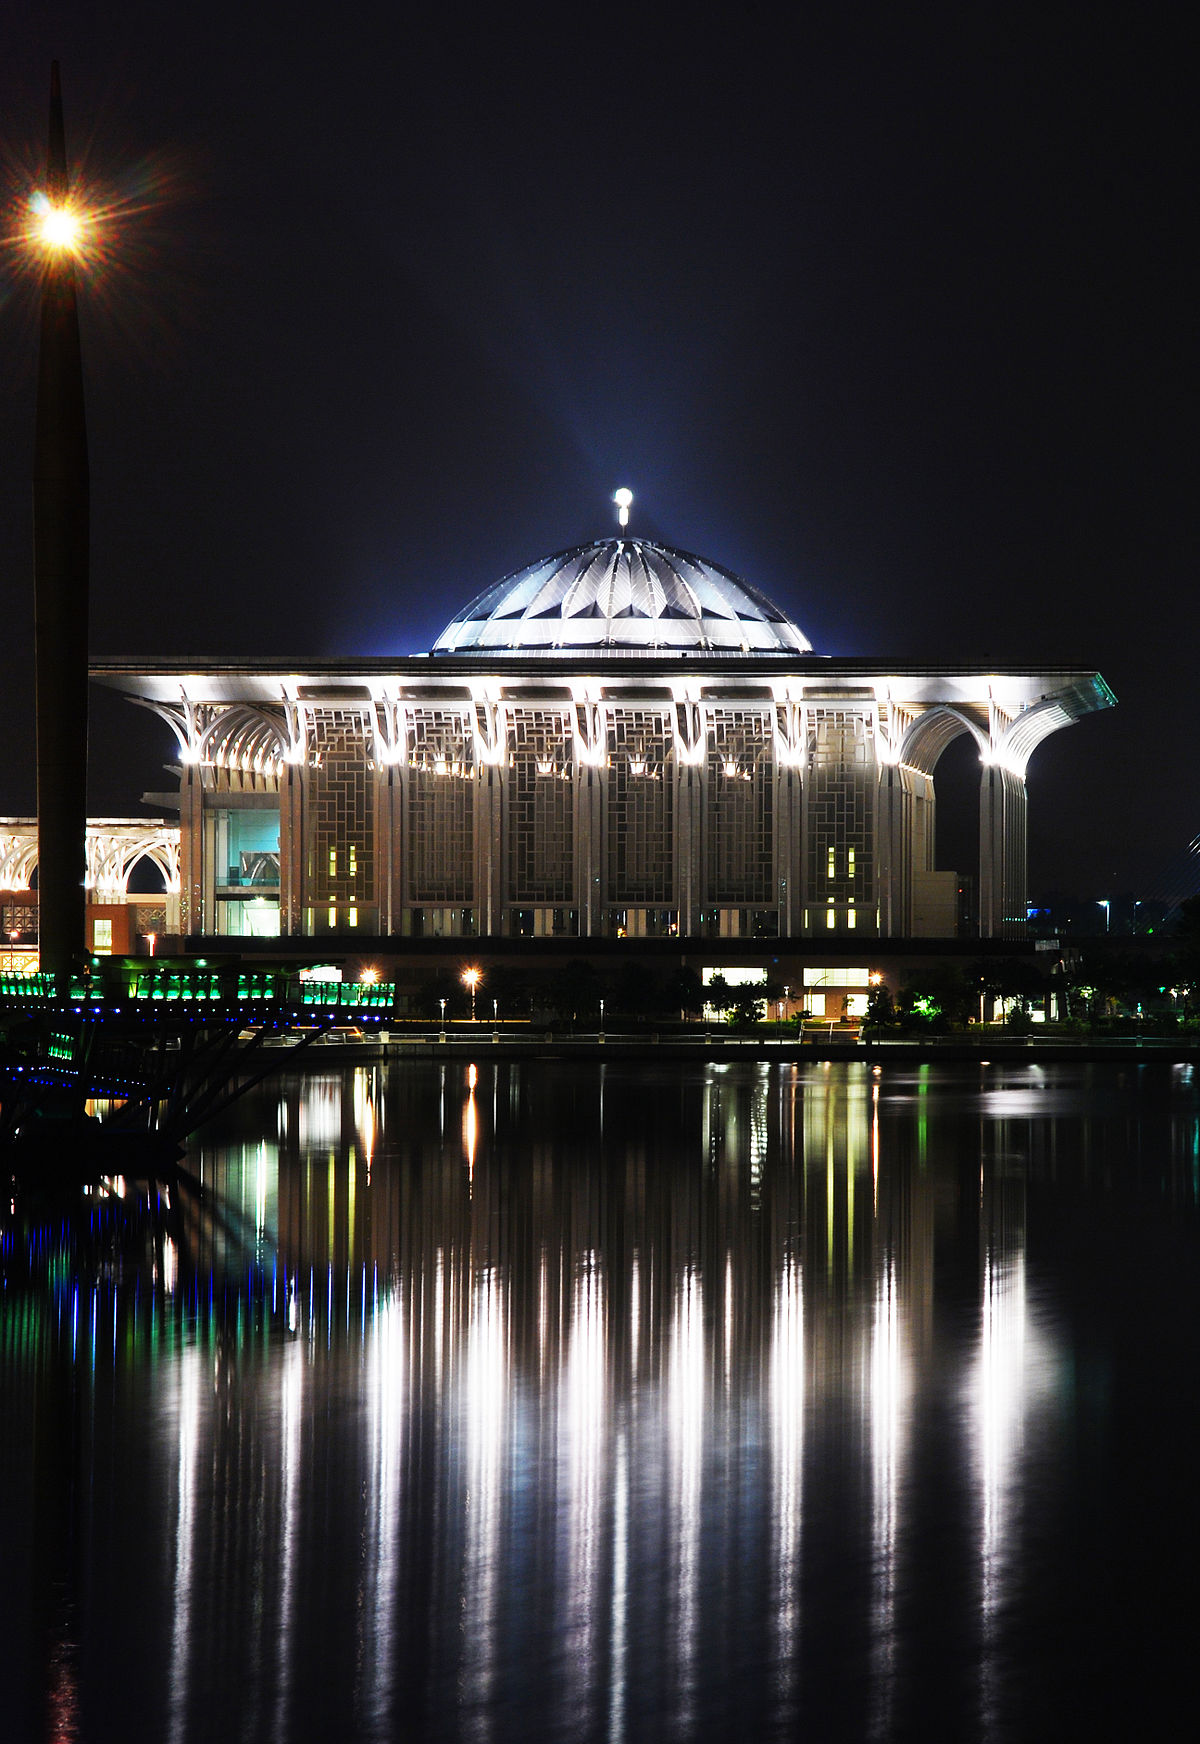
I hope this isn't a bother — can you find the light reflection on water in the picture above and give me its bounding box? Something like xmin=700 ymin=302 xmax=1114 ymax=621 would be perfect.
xmin=2 ymin=1059 xmax=1199 ymax=1743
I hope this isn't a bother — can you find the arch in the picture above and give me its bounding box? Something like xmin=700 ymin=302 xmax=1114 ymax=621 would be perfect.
xmin=994 ymin=696 xmax=1077 ymax=779
xmin=121 ymin=840 xmax=181 ymax=895
xmin=130 ymin=697 xmax=194 ymax=759
xmin=0 ymin=821 xmax=181 ymax=899
xmin=894 ymin=705 xmax=988 ymax=776
xmin=197 ymin=705 xmax=288 ymax=774
xmin=85 ymin=825 xmax=182 ymax=897
xmin=0 ymin=827 xmax=39 ymax=890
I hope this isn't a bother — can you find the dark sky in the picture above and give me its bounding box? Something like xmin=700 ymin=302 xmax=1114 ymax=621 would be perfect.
xmin=0 ymin=3 xmax=1195 ymax=902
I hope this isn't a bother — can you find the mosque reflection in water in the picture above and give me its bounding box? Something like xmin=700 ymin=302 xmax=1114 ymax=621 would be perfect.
xmin=5 ymin=1058 xmax=1199 ymax=1741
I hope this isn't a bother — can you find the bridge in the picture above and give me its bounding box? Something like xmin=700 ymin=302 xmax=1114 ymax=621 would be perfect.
xmin=0 ymin=962 xmax=396 ymax=1185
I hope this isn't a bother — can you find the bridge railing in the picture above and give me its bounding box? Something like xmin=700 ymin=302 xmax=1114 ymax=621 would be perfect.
xmin=0 ymin=966 xmax=397 ymax=1014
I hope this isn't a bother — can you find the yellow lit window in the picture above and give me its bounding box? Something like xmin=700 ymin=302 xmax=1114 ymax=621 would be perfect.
xmin=826 ymin=907 xmax=836 ymax=929
xmin=328 ymin=847 xmax=337 ymax=876
xmin=348 ymin=907 xmax=358 ymax=928
xmin=847 ymin=908 xmax=857 ymax=929
xmin=848 ymin=847 xmax=856 ymax=875
xmin=328 ymin=906 xmax=336 ymax=928
xmin=827 ymin=847 xmax=836 ymax=879
xmin=349 ymin=844 xmax=357 ymax=878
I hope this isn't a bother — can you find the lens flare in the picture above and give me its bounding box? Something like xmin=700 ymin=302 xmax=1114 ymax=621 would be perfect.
xmin=30 ymin=189 xmax=84 ymax=253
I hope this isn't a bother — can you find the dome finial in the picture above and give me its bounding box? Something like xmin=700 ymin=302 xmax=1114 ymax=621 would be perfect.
xmin=613 ymin=486 xmax=633 ymax=530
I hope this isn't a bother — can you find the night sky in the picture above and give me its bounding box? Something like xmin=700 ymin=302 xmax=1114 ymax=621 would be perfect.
xmin=0 ymin=4 xmax=1194 ymax=903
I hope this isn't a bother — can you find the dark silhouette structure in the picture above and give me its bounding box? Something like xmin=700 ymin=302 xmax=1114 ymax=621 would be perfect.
xmin=33 ymin=62 xmax=90 ymax=991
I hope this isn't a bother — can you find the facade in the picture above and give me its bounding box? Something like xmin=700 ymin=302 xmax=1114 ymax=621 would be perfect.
xmin=91 ymin=538 xmax=1114 ymax=944
xmin=0 ymin=816 xmax=180 ymax=967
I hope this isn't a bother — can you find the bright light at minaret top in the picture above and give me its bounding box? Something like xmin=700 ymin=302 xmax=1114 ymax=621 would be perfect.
xmin=29 ymin=189 xmax=84 ymax=254
xmin=613 ymin=486 xmax=633 ymax=529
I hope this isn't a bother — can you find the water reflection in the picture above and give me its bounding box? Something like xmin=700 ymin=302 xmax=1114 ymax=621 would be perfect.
xmin=2 ymin=1059 xmax=1199 ymax=1741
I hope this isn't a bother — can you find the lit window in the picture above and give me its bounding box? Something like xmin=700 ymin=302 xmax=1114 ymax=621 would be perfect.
xmin=848 ymin=847 xmax=856 ymax=875
xmin=328 ymin=847 xmax=337 ymax=876
xmin=328 ymin=906 xmax=336 ymax=928
xmin=827 ymin=847 xmax=836 ymax=879
xmin=826 ymin=907 xmax=836 ymax=929
xmin=349 ymin=844 xmax=357 ymax=879
xmin=847 ymin=908 xmax=856 ymax=929
xmin=93 ymin=918 xmax=113 ymax=953
xmin=348 ymin=907 xmax=358 ymax=928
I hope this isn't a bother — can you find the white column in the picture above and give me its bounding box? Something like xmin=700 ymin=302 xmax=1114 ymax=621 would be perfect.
xmin=179 ymin=764 xmax=204 ymax=938
xmin=475 ymin=764 xmax=503 ymax=936
xmin=979 ymin=764 xmax=1027 ymax=939
xmin=278 ymin=761 xmax=304 ymax=937
xmin=775 ymin=765 xmax=803 ymax=936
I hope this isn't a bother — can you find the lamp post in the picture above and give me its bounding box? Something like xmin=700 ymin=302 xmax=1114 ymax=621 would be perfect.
xmin=439 ymin=996 xmax=447 ymax=1033
xmin=599 ymin=996 xmax=605 ymax=1036
xmin=1098 ymin=899 xmax=1110 ymax=935
xmin=462 ymin=967 xmax=480 ymax=1021
xmin=801 ymin=972 xmax=843 ymax=1037
xmin=31 ymin=64 xmax=91 ymax=992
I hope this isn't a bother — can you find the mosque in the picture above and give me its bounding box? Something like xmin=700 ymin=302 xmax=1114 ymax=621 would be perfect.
xmin=89 ymin=519 xmax=1114 ymax=949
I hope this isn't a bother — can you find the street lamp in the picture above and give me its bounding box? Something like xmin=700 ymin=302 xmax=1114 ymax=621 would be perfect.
xmin=462 ymin=966 xmax=480 ymax=1021
xmin=599 ymin=996 xmax=605 ymax=1035
xmin=30 ymin=65 xmax=93 ymax=988
xmin=439 ymin=996 xmax=447 ymax=1031
xmin=1098 ymin=899 xmax=1110 ymax=934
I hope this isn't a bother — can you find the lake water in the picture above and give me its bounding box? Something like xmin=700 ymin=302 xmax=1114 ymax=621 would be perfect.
xmin=2 ymin=1058 xmax=1199 ymax=1742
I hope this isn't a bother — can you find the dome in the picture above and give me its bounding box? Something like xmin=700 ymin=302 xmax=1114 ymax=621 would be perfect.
xmin=431 ymin=538 xmax=811 ymax=656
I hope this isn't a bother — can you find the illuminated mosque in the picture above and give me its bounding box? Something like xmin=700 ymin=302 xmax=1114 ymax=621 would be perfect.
xmin=89 ymin=510 xmax=1114 ymax=947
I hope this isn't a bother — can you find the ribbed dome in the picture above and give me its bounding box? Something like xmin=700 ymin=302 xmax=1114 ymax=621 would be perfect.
xmin=431 ymin=539 xmax=811 ymax=656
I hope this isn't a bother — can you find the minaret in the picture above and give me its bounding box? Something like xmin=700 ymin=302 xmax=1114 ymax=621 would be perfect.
xmin=33 ymin=62 xmax=90 ymax=992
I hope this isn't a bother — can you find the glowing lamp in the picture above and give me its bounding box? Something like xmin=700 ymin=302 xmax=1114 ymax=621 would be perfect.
xmin=31 ymin=190 xmax=82 ymax=253
xmin=613 ymin=486 xmax=633 ymax=528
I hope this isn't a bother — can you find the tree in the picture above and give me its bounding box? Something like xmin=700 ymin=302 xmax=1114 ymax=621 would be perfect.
xmin=611 ymin=962 xmax=666 ymax=1018
xmin=898 ymin=964 xmax=974 ymax=1030
xmin=545 ymin=960 xmax=601 ymax=1021
xmin=704 ymin=973 xmax=735 ymax=1017
xmin=486 ymin=964 xmax=531 ymax=1019
xmin=413 ymin=970 xmax=465 ymax=1020
xmin=664 ymin=965 xmax=705 ymax=1019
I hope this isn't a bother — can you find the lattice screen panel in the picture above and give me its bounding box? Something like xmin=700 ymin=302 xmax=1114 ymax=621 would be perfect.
xmin=806 ymin=711 xmax=874 ymax=910
xmin=706 ymin=709 xmax=774 ymax=903
xmin=307 ymin=707 xmax=375 ymax=904
xmin=507 ymin=707 xmax=574 ymax=903
xmin=606 ymin=708 xmax=674 ymax=903
xmin=406 ymin=708 xmax=474 ymax=903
